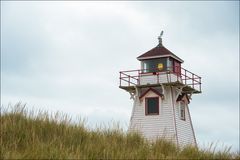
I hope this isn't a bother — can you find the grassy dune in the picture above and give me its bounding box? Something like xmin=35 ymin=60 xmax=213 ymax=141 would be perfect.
xmin=1 ymin=103 xmax=239 ymax=159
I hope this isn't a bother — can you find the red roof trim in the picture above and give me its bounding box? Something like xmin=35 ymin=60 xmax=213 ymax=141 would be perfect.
xmin=139 ymin=87 xmax=163 ymax=99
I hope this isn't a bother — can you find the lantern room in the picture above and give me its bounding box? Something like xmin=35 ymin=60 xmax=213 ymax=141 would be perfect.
xmin=137 ymin=31 xmax=183 ymax=75
xmin=137 ymin=45 xmax=183 ymax=75
xmin=119 ymin=32 xmax=202 ymax=94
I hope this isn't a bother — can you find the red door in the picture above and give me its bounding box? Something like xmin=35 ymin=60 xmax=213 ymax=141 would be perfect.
xmin=174 ymin=61 xmax=181 ymax=76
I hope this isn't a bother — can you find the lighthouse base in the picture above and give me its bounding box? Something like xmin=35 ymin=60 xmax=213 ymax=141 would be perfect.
xmin=128 ymin=86 xmax=197 ymax=147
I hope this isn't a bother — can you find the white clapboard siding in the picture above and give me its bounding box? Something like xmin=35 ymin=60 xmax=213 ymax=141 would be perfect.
xmin=171 ymin=88 xmax=196 ymax=146
xmin=175 ymin=102 xmax=196 ymax=146
xmin=129 ymin=87 xmax=177 ymax=143
xmin=129 ymin=86 xmax=196 ymax=146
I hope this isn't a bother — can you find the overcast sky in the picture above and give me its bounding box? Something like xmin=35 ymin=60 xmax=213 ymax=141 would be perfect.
xmin=1 ymin=1 xmax=239 ymax=151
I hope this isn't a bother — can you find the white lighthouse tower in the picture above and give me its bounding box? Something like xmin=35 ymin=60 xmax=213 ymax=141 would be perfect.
xmin=119 ymin=32 xmax=202 ymax=146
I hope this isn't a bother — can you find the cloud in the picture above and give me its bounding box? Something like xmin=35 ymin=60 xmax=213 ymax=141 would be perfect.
xmin=1 ymin=1 xmax=239 ymax=151
xmin=191 ymin=103 xmax=239 ymax=151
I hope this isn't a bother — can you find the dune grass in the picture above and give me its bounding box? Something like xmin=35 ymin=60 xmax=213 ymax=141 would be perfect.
xmin=1 ymin=103 xmax=239 ymax=159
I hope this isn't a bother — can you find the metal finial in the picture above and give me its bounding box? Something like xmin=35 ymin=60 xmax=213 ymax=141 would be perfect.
xmin=160 ymin=31 xmax=163 ymax=38
xmin=158 ymin=31 xmax=164 ymax=47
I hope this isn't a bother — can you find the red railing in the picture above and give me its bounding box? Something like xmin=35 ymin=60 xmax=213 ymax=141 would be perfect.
xmin=119 ymin=67 xmax=201 ymax=93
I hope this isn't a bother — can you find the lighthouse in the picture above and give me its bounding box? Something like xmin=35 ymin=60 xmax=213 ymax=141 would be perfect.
xmin=119 ymin=32 xmax=202 ymax=146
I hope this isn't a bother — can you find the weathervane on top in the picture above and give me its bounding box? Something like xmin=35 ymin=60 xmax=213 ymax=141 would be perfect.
xmin=158 ymin=30 xmax=164 ymax=47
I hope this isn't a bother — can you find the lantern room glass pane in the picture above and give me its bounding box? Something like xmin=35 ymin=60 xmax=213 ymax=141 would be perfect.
xmin=167 ymin=58 xmax=173 ymax=71
xmin=142 ymin=58 xmax=167 ymax=73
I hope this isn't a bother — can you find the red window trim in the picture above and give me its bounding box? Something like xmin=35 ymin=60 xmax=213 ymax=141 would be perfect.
xmin=145 ymin=97 xmax=159 ymax=116
xmin=139 ymin=87 xmax=163 ymax=99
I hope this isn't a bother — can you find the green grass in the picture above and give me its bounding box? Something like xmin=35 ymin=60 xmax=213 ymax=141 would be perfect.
xmin=1 ymin=103 xmax=239 ymax=159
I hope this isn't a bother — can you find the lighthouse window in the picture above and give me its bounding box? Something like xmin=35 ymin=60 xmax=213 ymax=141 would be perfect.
xmin=167 ymin=58 xmax=173 ymax=71
xmin=180 ymin=102 xmax=186 ymax=120
xmin=145 ymin=97 xmax=159 ymax=115
xmin=142 ymin=58 xmax=167 ymax=73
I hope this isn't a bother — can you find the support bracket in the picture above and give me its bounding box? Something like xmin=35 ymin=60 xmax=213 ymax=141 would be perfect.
xmin=129 ymin=91 xmax=135 ymax=100
xmin=128 ymin=85 xmax=140 ymax=100
xmin=175 ymin=86 xmax=184 ymax=101
xmin=188 ymin=93 xmax=193 ymax=100
xmin=161 ymin=84 xmax=165 ymax=99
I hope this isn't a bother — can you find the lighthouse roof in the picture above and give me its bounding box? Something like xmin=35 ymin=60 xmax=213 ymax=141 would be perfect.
xmin=137 ymin=45 xmax=184 ymax=63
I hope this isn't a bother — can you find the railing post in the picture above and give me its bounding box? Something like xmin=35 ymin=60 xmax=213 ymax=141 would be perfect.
xmin=166 ymin=71 xmax=169 ymax=83
xmin=128 ymin=75 xmax=130 ymax=86
xmin=119 ymin=72 xmax=121 ymax=86
xmin=200 ymin=77 xmax=202 ymax=92
xmin=185 ymin=69 xmax=187 ymax=85
xmin=180 ymin=67 xmax=183 ymax=82
xmin=169 ymin=70 xmax=172 ymax=82
xmin=192 ymin=74 xmax=194 ymax=89
xmin=138 ymin=70 xmax=140 ymax=85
